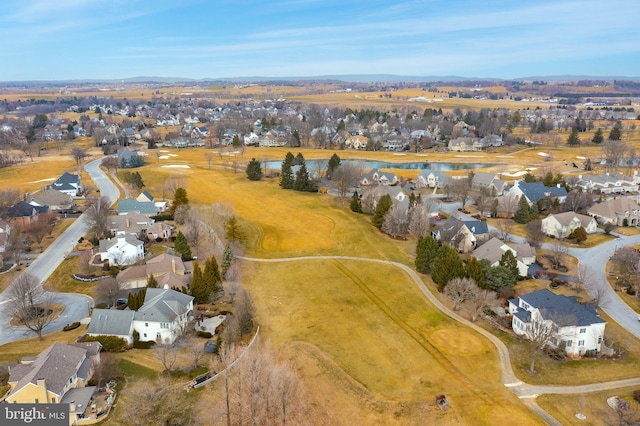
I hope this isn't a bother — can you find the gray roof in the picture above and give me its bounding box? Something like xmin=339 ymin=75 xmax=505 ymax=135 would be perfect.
xmin=462 ymin=220 xmax=488 ymax=235
xmin=87 ymin=309 xmax=135 ymax=337
xmin=54 ymin=171 xmax=80 ymax=186
xmin=117 ymin=199 xmax=157 ymax=215
xmin=61 ymin=386 xmax=96 ymax=414
xmin=473 ymin=237 xmax=507 ymax=264
xmin=517 ymin=181 xmax=568 ymax=203
xmin=518 ymin=289 xmax=606 ymax=327
xmin=28 ymin=188 xmax=73 ymax=208
xmin=8 ymin=343 xmax=87 ymax=398
xmin=134 ymin=288 xmax=194 ymax=323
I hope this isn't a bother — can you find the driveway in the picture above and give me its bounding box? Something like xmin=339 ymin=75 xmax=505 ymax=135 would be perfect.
xmin=0 ymin=159 xmax=119 ymax=345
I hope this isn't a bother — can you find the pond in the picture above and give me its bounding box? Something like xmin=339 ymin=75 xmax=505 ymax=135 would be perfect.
xmin=263 ymin=159 xmax=494 ymax=171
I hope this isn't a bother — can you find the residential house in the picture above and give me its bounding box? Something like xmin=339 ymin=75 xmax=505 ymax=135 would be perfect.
xmin=6 ymin=201 xmax=48 ymax=227
xmin=0 ymin=218 xmax=10 ymax=253
xmin=108 ymin=211 xmax=154 ymax=239
xmin=494 ymin=194 xmax=520 ymax=218
xmin=360 ymin=185 xmax=408 ymax=211
xmin=415 ymin=168 xmax=451 ymax=189
xmin=117 ymin=148 xmax=143 ymax=168
xmin=361 ymin=168 xmax=398 ymax=186
xmin=98 ymin=235 xmax=144 ymax=266
xmin=575 ymin=172 xmax=640 ymax=194
xmin=541 ymin=212 xmax=598 ymax=238
xmin=116 ymin=253 xmax=193 ymax=289
xmin=27 ymin=188 xmax=74 ymax=212
xmin=133 ymin=287 xmax=194 ymax=344
xmin=587 ymin=196 xmax=640 ymax=226
xmin=47 ymin=172 xmax=83 ymax=197
xmin=471 ymin=172 xmax=507 ymax=196
xmin=136 ymin=190 xmax=154 ymax=203
xmin=472 ymin=237 xmax=534 ymax=276
xmin=448 ymin=137 xmax=482 ymax=152
xmin=87 ymin=309 xmax=135 ymax=344
xmin=479 ymin=134 xmax=504 ymax=148
xmin=117 ymin=199 xmax=158 ymax=216
xmin=345 ymin=135 xmax=368 ymax=150
xmin=6 ymin=342 xmax=103 ymax=424
xmin=509 ymin=288 xmax=606 ymax=356
xmin=146 ymin=222 xmax=173 ymax=240
xmin=433 ymin=218 xmax=487 ymax=253
xmin=507 ymin=181 xmax=568 ymax=207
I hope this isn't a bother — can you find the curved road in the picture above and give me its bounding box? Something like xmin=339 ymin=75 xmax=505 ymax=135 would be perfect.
xmin=0 ymin=158 xmax=119 ymax=345
xmin=240 ymin=255 xmax=640 ymax=426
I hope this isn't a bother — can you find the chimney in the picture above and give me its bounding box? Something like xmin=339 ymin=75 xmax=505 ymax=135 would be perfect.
xmin=125 ymin=218 xmax=130 ymax=228
xmin=36 ymin=378 xmax=48 ymax=403
xmin=69 ymin=400 xmax=76 ymax=413
xmin=578 ymin=175 xmax=583 ymax=180
xmin=172 ymin=257 xmax=176 ymax=272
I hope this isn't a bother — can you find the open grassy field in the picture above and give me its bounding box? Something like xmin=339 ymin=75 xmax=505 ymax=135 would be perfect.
xmin=243 ymin=259 xmax=543 ymax=425
xmin=0 ymin=325 xmax=88 ymax=363
xmin=537 ymin=386 xmax=640 ymax=426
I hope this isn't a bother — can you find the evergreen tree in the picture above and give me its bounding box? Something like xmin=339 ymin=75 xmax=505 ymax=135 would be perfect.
xmin=147 ymin=273 xmax=158 ymax=288
xmin=280 ymin=152 xmax=295 ymax=189
xmin=170 ymin=187 xmax=189 ymax=215
xmin=190 ymin=262 xmax=209 ymax=304
xmin=499 ymin=250 xmax=520 ymax=278
xmin=592 ymin=128 xmax=604 ymax=144
xmin=246 ymin=158 xmax=262 ymax=181
xmin=294 ymin=152 xmax=305 ymax=166
xmin=482 ymin=262 xmax=517 ymax=293
xmin=174 ymin=231 xmax=192 ymax=261
xmin=204 ymin=256 xmax=222 ymax=299
xmin=232 ymin=134 xmax=240 ymax=147
xmin=415 ymin=236 xmax=439 ymax=274
xmin=431 ymin=245 xmax=465 ymax=292
xmin=566 ymin=128 xmax=580 ymax=146
xmin=350 ymin=191 xmax=362 ymax=213
xmin=465 ymin=257 xmax=485 ymax=289
xmin=371 ymin=195 xmax=392 ymax=229
xmin=609 ymin=122 xmax=623 ymax=141
xmin=221 ymin=243 xmax=234 ymax=279
xmin=293 ymin=162 xmax=316 ymax=192
xmin=291 ymin=129 xmax=301 ymax=147
xmin=514 ymin=195 xmax=531 ymax=224
xmin=225 ymin=215 xmax=244 ymax=242
xmin=327 ymin=153 xmax=341 ymax=179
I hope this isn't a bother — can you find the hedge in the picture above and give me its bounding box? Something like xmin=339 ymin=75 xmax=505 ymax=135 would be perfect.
xmin=63 ymin=322 xmax=81 ymax=331
xmin=85 ymin=335 xmax=127 ymax=352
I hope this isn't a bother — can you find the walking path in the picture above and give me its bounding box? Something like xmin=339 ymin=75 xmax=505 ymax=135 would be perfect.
xmin=240 ymin=255 xmax=640 ymax=425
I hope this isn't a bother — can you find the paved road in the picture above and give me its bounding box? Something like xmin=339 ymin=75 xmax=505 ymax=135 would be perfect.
xmin=240 ymin=254 xmax=640 ymax=426
xmin=0 ymin=159 xmax=119 ymax=345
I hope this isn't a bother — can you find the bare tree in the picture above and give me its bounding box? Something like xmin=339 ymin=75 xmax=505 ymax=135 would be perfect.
xmin=473 ymin=186 xmax=494 ymax=217
xmin=0 ymin=188 xmax=20 ymax=210
xmin=447 ymin=178 xmax=471 ymax=209
xmin=464 ymin=286 xmax=498 ymax=322
xmin=25 ymin=220 xmax=49 ymax=250
xmin=332 ymin=162 xmax=364 ymax=204
xmin=69 ymin=146 xmax=88 ymax=165
xmin=602 ymin=139 xmax=629 ymax=172
xmin=184 ymin=208 xmax=203 ymax=256
xmin=84 ymin=195 xmax=111 ymax=238
xmin=549 ymin=239 xmax=568 ymax=271
xmin=408 ymin=204 xmax=432 ymax=239
xmin=524 ymin=317 xmax=559 ymax=374
xmin=188 ymin=336 xmax=206 ymax=369
xmin=563 ymin=191 xmax=593 ymax=213
xmin=443 ymin=277 xmax=476 ymax=311
xmin=612 ymin=247 xmax=639 ymax=289
xmin=525 ymin=219 xmax=545 ymax=248
xmin=590 ymin=278 xmax=611 ymax=310
xmin=497 ymin=219 xmax=514 ymax=241
xmin=205 ymin=151 xmax=216 ymax=170
xmin=381 ymin=203 xmax=409 ymax=239
xmin=101 ymin=156 xmax=119 ymax=173
xmin=94 ymin=277 xmax=122 ymax=307
xmin=115 ymin=377 xmax=184 ymax=426
xmin=163 ymin=175 xmax=187 ymax=200
xmin=154 ymin=341 xmax=181 ymax=372
xmin=5 ymin=273 xmax=54 ymax=340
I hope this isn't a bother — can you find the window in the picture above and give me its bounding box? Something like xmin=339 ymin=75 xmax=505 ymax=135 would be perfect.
xmin=566 ymin=340 xmax=572 ymax=347
xmin=143 ymin=333 xmax=147 ymax=338
xmin=551 ymin=337 xmax=557 ymax=345
xmin=52 ymin=398 xmax=56 ymax=403
xmin=598 ymin=336 xmax=602 ymax=344
xmin=579 ymin=328 xmax=586 ymax=334
xmin=578 ymin=340 xmax=585 ymax=346
xmin=145 ymin=322 xmax=149 ymax=327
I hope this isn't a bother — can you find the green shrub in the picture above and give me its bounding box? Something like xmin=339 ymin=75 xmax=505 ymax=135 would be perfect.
xmin=85 ymin=335 xmax=127 ymax=352
xmin=134 ymin=340 xmax=156 ymax=349
xmin=63 ymin=322 xmax=81 ymax=331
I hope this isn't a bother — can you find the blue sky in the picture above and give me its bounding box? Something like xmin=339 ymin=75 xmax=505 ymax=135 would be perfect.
xmin=1 ymin=0 xmax=639 ymax=81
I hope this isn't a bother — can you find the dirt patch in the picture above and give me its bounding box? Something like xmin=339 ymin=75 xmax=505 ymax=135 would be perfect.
xmin=429 ymin=329 xmax=484 ymax=355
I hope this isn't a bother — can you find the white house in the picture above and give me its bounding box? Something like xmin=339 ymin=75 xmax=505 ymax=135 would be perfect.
xmin=575 ymin=172 xmax=639 ymax=194
xmin=541 ymin=212 xmax=598 ymax=238
xmin=509 ymin=289 xmax=606 ymax=356
xmin=472 ymin=237 xmax=534 ymax=277
xmin=0 ymin=218 xmax=11 ymax=253
xmin=361 ymin=168 xmax=398 ymax=186
xmin=98 ymin=235 xmax=144 ymax=266
xmin=133 ymin=287 xmax=195 ymax=344
xmin=47 ymin=172 xmax=83 ymax=197
xmin=415 ymin=168 xmax=450 ymax=189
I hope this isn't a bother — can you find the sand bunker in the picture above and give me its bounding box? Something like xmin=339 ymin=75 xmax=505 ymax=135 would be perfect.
xmin=537 ymin=152 xmax=551 ymax=157
xmin=158 ymin=155 xmax=171 ymax=159
xmin=27 ymin=178 xmax=56 ymax=184
xmin=455 ymin=155 xmax=486 ymax=158
xmin=161 ymin=165 xmax=190 ymax=168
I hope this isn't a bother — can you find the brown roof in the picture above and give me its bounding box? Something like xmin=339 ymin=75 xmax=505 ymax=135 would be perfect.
xmin=8 ymin=343 xmax=87 ymax=398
